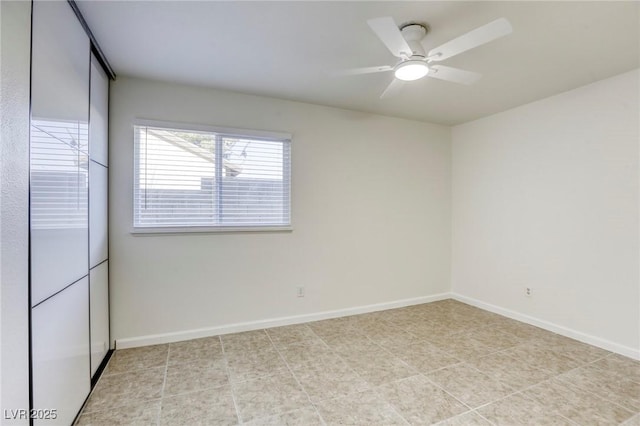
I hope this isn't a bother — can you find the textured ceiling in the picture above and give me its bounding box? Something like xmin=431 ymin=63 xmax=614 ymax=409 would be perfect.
xmin=78 ymin=1 xmax=640 ymax=125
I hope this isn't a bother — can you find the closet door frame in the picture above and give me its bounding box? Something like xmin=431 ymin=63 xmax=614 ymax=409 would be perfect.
xmin=88 ymin=52 xmax=111 ymax=381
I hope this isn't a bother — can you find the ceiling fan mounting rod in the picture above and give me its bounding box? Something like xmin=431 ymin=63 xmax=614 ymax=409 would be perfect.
xmin=399 ymin=21 xmax=429 ymax=33
xmin=399 ymin=23 xmax=428 ymax=57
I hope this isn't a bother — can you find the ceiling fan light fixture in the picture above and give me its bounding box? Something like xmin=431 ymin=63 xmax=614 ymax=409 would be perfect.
xmin=394 ymin=60 xmax=429 ymax=81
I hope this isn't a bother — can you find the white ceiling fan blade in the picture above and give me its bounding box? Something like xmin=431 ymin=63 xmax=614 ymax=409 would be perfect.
xmin=428 ymin=65 xmax=481 ymax=85
xmin=332 ymin=65 xmax=393 ymax=76
xmin=427 ymin=18 xmax=512 ymax=62
xmin=367 ymin=17 xmax=412 ymax=59
xmin=380 ymin=78 xmax=404 ymax=99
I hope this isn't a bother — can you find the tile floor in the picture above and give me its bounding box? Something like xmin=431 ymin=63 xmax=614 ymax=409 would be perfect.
xmin=76 ymin=300 xmax=640 ymax=425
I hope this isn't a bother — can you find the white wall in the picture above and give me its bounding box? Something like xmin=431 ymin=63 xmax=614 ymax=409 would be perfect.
xmin=452 ymin=70 xmax=640 ymax=356
xmin=1 ymin=0 xmax=32 ymax=422
xmin=110 ymin=77 xmax=451 ymax=344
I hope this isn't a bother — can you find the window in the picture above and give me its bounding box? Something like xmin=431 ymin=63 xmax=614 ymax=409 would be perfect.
xmin=133 ymin=122 xmax=291 ymax=232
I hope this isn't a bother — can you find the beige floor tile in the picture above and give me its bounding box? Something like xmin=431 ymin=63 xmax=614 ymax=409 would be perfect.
xmin=225 ymin=346 xmax=287 ymax=382
xmin=164 ymin=358 xmax=229 ymax=396
xmin=368 ymin=329 xmax=425 ymax=349
xmin=276 ymin=339 xmax=334 ymax=368
xmin=463 ymin=327 xmax=522 ymax=351
xmin=554 ymin=337 xmax=612 ymax=364
xmin=426 ymin=332 xmax=496 ymax=360
xmin=75 ymin=400 xmax=160 ymax=425
xmin=314 ymin=389 xmax=407 ymax=425
xmin=353 ymin=320 xmax=400 ymax=336
xmin=104 ymin=345 xmax=168 ymax=375
xmin=307 ymin=318 xmax=358 ymax=337
xmin=386 ymin=315 xmax=429 ymax=330
xmin=384 ymin=306 xmax=428 ymax=320
xmin=342 ymin=350 xmax=416 ymax=387
xmin=433 ymin=411 xmax=492 ymax=425
xmin=388 ymin=342 xmax=461 ymax=373
xmin=167 ymin=336 xmax=223 ymax=366
xmin=416 ymin=325 xmax=456 ymax=345
xmin=311 ymin=329 xmax=366 ymax=347
xmin=592 ymin=353 xmax=640 ymax=383
xmin=375 ymin=375 xmax=467 ymax=425
xmin=436 ymin=315 xmax=483 ymax=330
xmin=266 ymin=324 xmax=320 ymax=347
xmin=349 ymin=313 xmax=394 ymax=329
xmin=468 ymin=351 xmax=552 ymax=390
xmin=160 ymin=386 xmax=237 ymax=426
xmin=530 ymin=333 xmax=611 ymax=364
xmin=419 ymin=308 xmax=455 ymax=320
xmin=502 ymin=342 xmax=582 ymax=374
xmin=77 ymin=300 xmax=637 ymax=425
xmin=558 ymin=364 xmax=640 ymax=411
xmin=477 ymin=392 xmax=574 ymax=425
xmin=83 ymin=367 xmax=166 ymax=413
xmin=325 ymin=334 xmax=379 ymax=354
xmin=221 ymin=330 xmax=273 ymax=353
xmin=491 ymin=319 xmax=552 ymax=341
xmin=292 ymin=354 xmax=369 ymax=402
xmin=523 ymin=378 xmax=635 ymax=425
xmin=404 ymin=321 xmax=465 ymax=342
xmin=244 ymin=406 xmax=323 ymax=426
xmin=465 ymin=310 xmax=506 ymax=327
xmin=621 ymin=413 xmax=640 ymax=425
xmin=425 ymin=363 xmax=515 ymax=408
xmin=231 ymin=371 xmax=309 ymax=422
xmin=335 ymin=343 xmax=387 ymax=361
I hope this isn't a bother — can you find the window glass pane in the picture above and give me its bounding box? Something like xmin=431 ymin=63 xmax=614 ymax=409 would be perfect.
xmin=135 ymin=127 xmax=216 ymax=227
xmin=220 ymin=138 xmax=288 ymax=225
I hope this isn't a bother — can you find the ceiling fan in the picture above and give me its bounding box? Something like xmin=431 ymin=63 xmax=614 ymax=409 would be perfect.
xmin=337 ymin=16 xmax=513 ymax=98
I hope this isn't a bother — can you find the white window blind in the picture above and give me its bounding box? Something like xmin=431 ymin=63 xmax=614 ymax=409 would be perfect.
xmin=133 ymin=123 xmax=291 ymax=231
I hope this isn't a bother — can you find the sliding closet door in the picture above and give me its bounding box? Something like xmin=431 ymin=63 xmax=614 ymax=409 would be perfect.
xmin=31 ymin=278 xmax=89 ymax=425
xmin=89 ymin=54 xmax=110 ymax=376
xmin=30 ymin=1 xmax=90 ymax=424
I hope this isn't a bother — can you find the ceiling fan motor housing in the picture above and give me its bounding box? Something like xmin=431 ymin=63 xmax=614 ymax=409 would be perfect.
xmin=400 ymin=22 xmax=428 ymax=57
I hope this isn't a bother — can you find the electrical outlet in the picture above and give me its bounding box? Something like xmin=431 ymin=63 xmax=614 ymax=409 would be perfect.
xmin=296 ymin=286 xmax=305 ymax=297
xmin=525 ymin=287 xmax=532 ymax=297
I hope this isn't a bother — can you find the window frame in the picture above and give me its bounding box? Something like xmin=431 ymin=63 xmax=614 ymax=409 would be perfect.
xmin=131 ymin=119 xmax=292 ymax=235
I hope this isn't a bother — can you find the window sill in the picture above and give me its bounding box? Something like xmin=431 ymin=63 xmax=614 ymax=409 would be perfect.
xmin=131 ymin=225 xmax=293 ymax=235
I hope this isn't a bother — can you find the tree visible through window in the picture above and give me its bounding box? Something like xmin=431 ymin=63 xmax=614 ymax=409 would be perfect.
xmin=133 ymin=124 xmax=291 ymax=229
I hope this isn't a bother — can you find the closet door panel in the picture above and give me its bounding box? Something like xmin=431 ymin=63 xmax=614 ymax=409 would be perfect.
xmin=89 ymin=162 xmax=108 ymax=267
xmin=30 ymin=0 xmax=90 ymax=305
xmin=90 ymin=57 xmax=109 ymax=166
xmin=32 ymin=279 xmax=90 ymax=426
xmin=31 ymin=0 xmax=89 ymax=153
xmin=89 ymin=262 xmax=109 ymax=376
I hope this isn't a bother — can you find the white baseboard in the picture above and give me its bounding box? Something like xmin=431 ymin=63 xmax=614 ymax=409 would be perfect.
xmin=451 ymin=292 xmax=640 ymax=361
xmin=116 ymin=291 xmax=640 ymax=361
xmin=115 ymin=293 xmax=451 ymax=349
